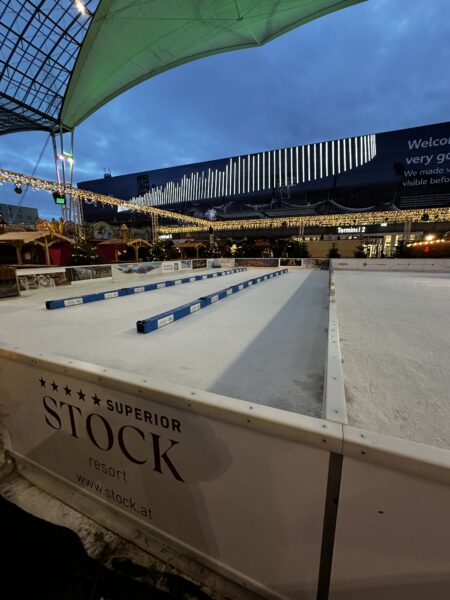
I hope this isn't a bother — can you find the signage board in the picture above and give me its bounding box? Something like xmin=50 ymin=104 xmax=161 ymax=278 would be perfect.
xmin=0 ymin=349 xmax=336 ymax=599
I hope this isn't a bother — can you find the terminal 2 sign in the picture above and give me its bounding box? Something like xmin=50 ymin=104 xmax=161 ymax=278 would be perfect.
xmin=337 ymin=226 xmax=366 ymax=234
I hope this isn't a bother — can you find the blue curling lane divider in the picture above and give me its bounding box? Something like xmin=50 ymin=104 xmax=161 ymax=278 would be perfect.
xmin=45 ymin=268 xmax=247 ymax=310
xmin=136 ymin=269 xmax=288 ymax=334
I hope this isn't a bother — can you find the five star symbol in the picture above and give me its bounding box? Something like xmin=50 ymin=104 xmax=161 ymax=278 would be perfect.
xmin=38 ymin=378 xmax=101 ymax=407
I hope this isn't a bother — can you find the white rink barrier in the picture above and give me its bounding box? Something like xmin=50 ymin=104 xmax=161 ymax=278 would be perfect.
xmin=14 ymin=258 xmax=330 ymax=296
xmin=330 ymin=427 xmax=450 ymax=599
xmin=332 ymin=258 xmax=450 ymax=272
xmin=323 ymin=266 xmax=347 ymax=425
xmin=0 ymin=346 xmax=337 ymax=600
xmin=1 ymin=347 xmax=449 ymax=599
xmin=14 ymin=260 xmax=217 ymax=296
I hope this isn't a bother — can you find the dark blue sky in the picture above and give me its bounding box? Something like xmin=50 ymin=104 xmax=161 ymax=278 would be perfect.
xmin=1 ymin=0 xmax=449 ymax=220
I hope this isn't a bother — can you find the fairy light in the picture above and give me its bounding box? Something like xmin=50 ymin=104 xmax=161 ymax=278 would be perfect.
xmin=158 ymin=207 xmax=450 ymax=234
xmin=0 ymin=167 xmax=210 ymax=228
xmin=2 ymin=167 xmax=448 ymax=237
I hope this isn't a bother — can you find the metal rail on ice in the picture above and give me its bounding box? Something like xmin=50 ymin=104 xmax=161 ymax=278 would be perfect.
xmin=136 ymin=269 xmax=288 ymax=334
xmin=45 ymin=268 xmax=247 ymax=310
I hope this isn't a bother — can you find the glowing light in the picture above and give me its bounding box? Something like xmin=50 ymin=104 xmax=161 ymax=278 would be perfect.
xmin=1 ymin=167 xmax=449 ymax=236
xmin=75 ymin=1 xmax=86 ymax=14
xmin=425 ymin=234 xmax=434 ymax=241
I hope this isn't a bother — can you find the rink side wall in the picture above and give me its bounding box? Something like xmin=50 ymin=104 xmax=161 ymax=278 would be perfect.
xmin=13 ymin=257 xmax=450 ymax=296
xmin=14 ymin=259 xmax=215 ymax=295
xmin=322 ymin=264 xmax=347 ymax=425
xmin=13 ymin=258 xmax=329 ymax=296
xmin=1 ymin=346 xmax=449 ymax=600
xmin=331 ymin=258 xmax=450 ymax=272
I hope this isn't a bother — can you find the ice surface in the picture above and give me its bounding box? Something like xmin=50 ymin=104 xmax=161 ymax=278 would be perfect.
xmin=0 ymin=269 xmax=328 ymax=417
xmin=335 ymin=271 xmax=450 ymax=449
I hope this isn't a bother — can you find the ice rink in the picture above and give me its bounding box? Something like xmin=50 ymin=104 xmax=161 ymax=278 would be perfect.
xmin=335 ymin=270 xmax=450 ymax=450
xmin=1 ymin=268 xmax=329 ymax=417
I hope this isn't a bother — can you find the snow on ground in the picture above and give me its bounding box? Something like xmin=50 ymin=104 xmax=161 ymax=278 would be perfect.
xmin=0 ymin=268 xmax=328 ymax=417
xmin=335 ymin=270 xmax=450 ymax=450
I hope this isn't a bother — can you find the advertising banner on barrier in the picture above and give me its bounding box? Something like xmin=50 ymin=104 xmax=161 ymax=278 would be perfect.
xmin=17 ymin=268 xmax=69 ymax=291
xmin=162 ymin=261 xmax=181 ymax=272
xmin=235 ymin=258 xmax=279 ymax=268
xmin=280 ymin=259 xmax=302 ymax=267
xmin=212 ymin=259 xmax=235 ymax=268
xmin=192 ymin=259 xmax=207 ymax=269
xmin=180 ymin=260 xmax=192 ymax=270
xmin=0 ymin=350 xmax=334 ymax=599
xmin=66 ymin=265 xmax=112 ymax=283
xmin=302 ymin=258 xmax=329 ymax=270
xmin=111 ymin=262 xmax=162 ymax=280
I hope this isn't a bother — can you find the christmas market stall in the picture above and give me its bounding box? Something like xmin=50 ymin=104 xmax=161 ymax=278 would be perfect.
xmin=96 ymin=238 xmax=152 ymax=263
xmin=176 ymin=239 xmax=206 ymax=259
xmin=0 ymin=231 xmax=74 ymax=267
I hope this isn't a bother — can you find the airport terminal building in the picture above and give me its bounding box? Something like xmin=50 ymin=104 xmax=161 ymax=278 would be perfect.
xmin=79 ymin=121 xmax=450 ymax=256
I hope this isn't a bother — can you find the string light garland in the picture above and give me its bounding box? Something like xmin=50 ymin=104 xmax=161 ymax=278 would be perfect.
xmin=158 ymin=207 xmax=450 ymax=234
xmin=2 ymin=167 xmax=448 ymax=235
xmin=0 ymin=168 xmax=210 ymax=228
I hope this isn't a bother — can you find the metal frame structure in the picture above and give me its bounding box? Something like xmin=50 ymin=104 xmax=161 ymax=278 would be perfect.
xmin=0 ymin=1 xmax=369 ymax=226
xmin=0 ymin=0 xmax=98 ymax=135
xmin=0 ymin=0 xmax=99 ymax=222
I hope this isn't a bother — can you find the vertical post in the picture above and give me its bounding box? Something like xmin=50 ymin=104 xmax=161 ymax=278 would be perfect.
xmin=51 ymin=132 xmax=67 ymax=221
xmin=403 ymin=220 xmax=412 ymax=242
xmin=44 ymin=237 xmax=51 ymax=266
xmin=54 ymin=128 xmax=79 ymax=224
xmin=58 ymin=131 xmax=68 ymax=220
xmin=15 ymin=243 xmax=23 ymax=265
xmin=151 ymin=212 xmax=159 ymax=241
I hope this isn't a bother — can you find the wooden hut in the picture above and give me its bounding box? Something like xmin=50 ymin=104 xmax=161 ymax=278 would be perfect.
xmin=0 ymin=231 xmax=74 ymax=266
xmin=176 ymin=239 xmax=206 ymax=259
xmin=97 ymin=238 xmax=152 ymax=262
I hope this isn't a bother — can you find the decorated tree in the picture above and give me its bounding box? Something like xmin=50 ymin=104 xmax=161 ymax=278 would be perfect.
xmin=327 ymin=242 xmax=341 ymax=258
xmin=287 ymin=240 xmax=310 ymax=258
xmin=205 ymin=240 xmax=221 ymax=257
xmin=68 ymin=229 xmax=102 ymax=265
xmin=354 ymin=243 xmax=367 ymax=258
xmin=148 ymin=238 xmax=168 ymax=261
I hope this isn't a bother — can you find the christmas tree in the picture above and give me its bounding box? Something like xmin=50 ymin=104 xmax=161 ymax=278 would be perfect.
xmin=354 ymin=244 xmax=367 ymax=258
xmin=68 ymin=229 xmax=102 ymax=265
xmin=287 ymin=240 xmax=310 ymax=258
xmin=148 ymin=238 xmax=168 ymax=261
xmin=205 ymin=240 xmax=221 ymax=257
xmin=327 ymin=242 xmax=341 ymax=258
